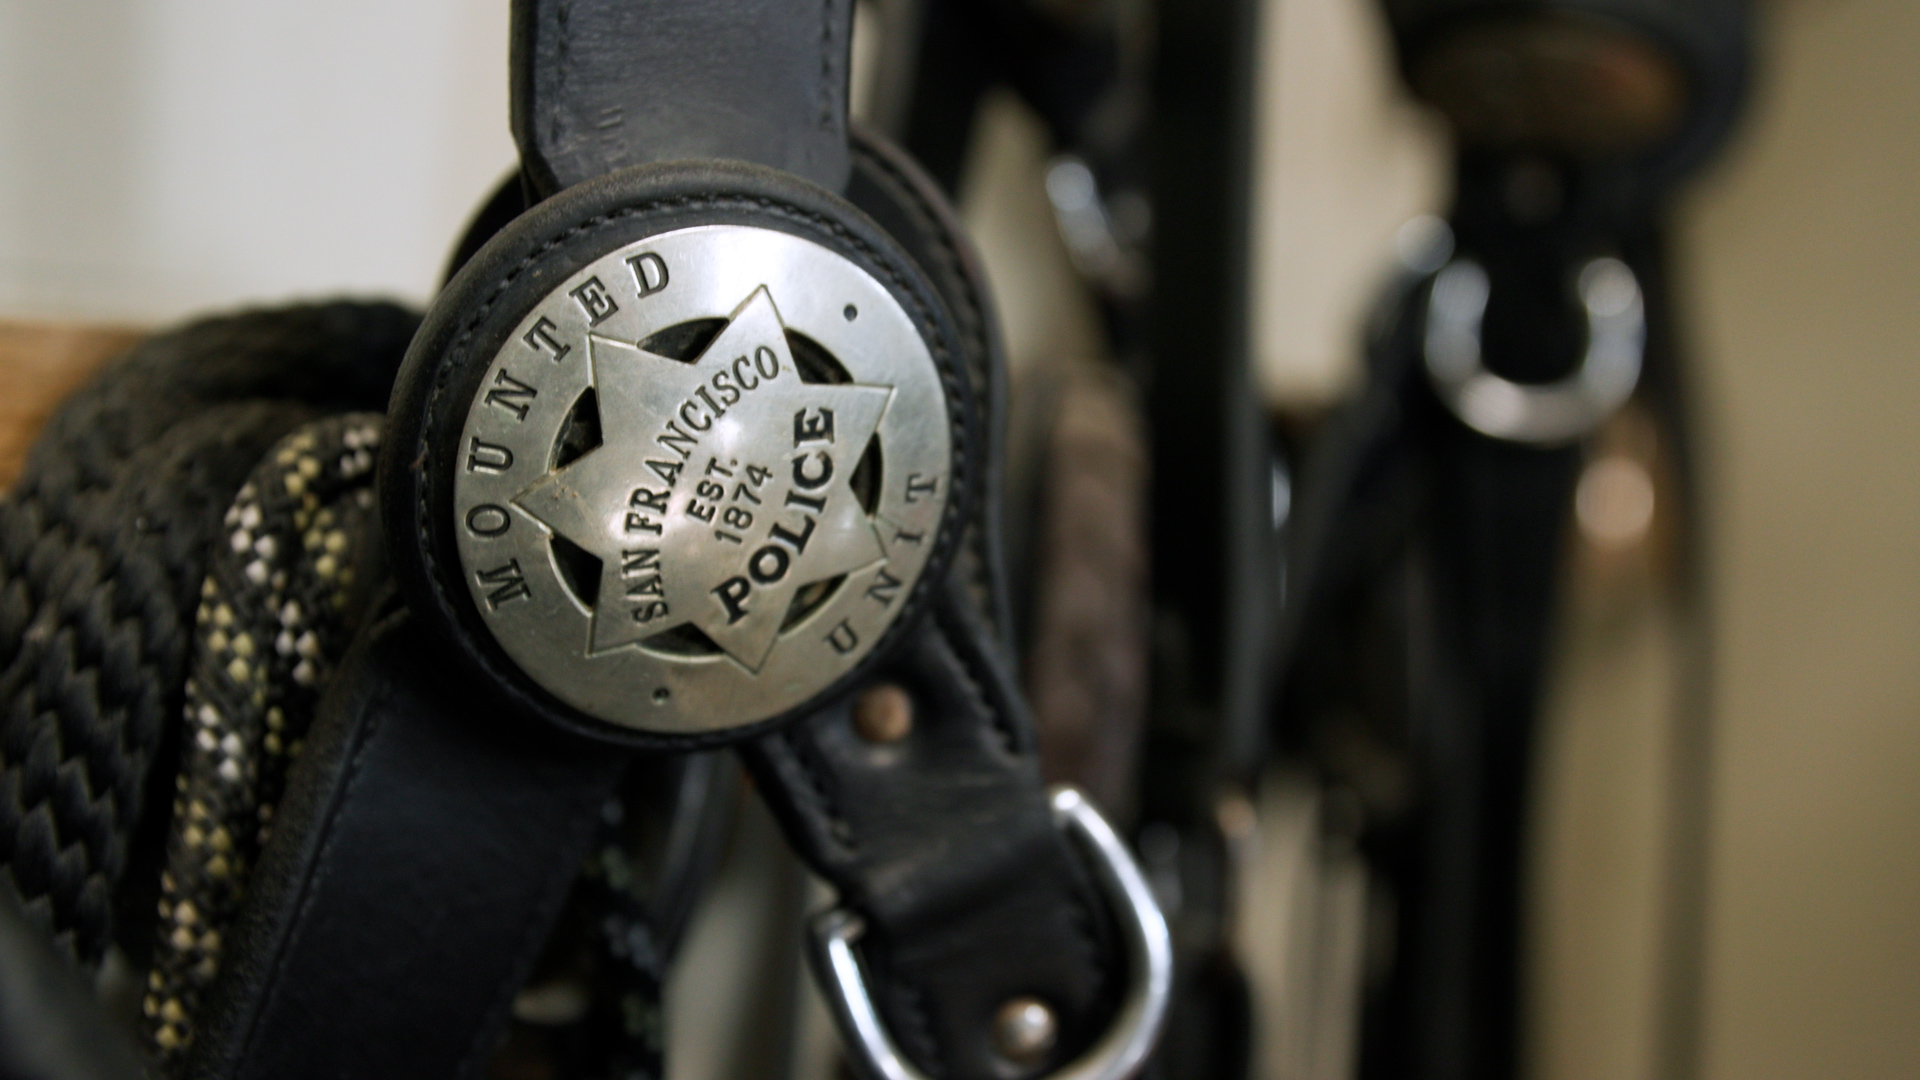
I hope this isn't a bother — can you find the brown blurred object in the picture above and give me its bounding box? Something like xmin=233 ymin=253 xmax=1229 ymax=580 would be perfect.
xmin=1410 ymin=13 xmax=1688 ymax=156
xmin=1024 ymin=363 xmax=1151 ymax=820
xmin=1571 ymin=402 xmax=1676 ymax=587
xmin=852 ymin=683 xmax=914 ymax=744
xmin=0 ymin=320 xmax=145 ymax=489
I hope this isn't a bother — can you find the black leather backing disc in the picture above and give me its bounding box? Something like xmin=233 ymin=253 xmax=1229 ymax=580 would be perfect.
xmin=382 ymin=160 xmax=977 ymax=748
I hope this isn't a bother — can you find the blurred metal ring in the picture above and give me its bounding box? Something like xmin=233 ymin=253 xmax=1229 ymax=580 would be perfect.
xmin=1423 ymin=256 xmax=1644 ymax=445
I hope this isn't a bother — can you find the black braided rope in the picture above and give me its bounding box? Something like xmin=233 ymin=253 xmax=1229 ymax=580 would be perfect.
xmin=0 ymin=302 xmax=418 ymax=965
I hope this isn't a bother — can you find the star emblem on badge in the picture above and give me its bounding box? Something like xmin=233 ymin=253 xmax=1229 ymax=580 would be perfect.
xmin=513 ymin=286 xmax=893 ymax=672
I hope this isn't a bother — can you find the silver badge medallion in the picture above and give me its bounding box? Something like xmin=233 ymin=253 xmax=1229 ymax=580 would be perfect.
xmin=451 ymin=225 xmax=952 ymax=734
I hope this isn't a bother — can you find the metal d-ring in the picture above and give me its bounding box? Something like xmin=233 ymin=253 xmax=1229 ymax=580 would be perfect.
xmin=808 ymin=787 xmax=1174 ymax=1080
xmin=1423 ymin=255 xmax=1645 ymax=445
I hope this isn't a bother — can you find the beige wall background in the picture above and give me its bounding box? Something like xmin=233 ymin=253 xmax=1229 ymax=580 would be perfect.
xmin=0 ymin=0 xmax=514 ymax=320
xmin=1683 ymin=1 xmax=1920 ymax=1076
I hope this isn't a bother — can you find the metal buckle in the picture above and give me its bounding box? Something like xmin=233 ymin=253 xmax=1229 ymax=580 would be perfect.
xmin=808 ymin=787 xmax=1175 ymax=1080
xmin=1423 ymin=256 xmax=1645 ymax=445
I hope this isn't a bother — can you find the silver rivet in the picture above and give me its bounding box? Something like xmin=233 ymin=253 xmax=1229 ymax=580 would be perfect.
xmin=993 ymin=996 xmax=1057 ymax=1063
xmin=853 ymin=684 xmax=913 ymax=743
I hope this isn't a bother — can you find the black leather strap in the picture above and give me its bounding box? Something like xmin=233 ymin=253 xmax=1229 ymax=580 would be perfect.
xmin=512 ymin=0 xmax=855 ymax=195
xmin=743 ymin=580 xmax=1118 ymax=1080
xmin=776 ymin=131 xmax=1120 ymax=1080
xmin=187 ymin=606 xmax=628 ymax=1080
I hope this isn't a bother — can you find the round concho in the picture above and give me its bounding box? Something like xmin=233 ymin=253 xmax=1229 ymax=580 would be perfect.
xmin=444 ymin=221 xmax=954 ymax=736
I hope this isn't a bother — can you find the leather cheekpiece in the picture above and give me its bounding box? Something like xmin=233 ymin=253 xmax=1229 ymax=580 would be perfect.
xmin=743 ymin=131 xmax=1124 ymax=1080
xmin=186 ymin=606 xmax=630 ymax=1080
xmin=745 ymin=582 xmax=1122 ymax=1080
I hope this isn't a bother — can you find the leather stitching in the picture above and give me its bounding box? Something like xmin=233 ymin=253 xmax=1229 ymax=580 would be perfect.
xmin=850 ymin=142 xmax=1000 ymax=621
xmin=851 ymin=144 xmax=989 ymax=433
xmin=819 ymin=0 xmax=836 ymax=132
xmin=930 ymin=600 xmax=1019 ymax=756
xmin=929 ymin=604 xmax=1113 ymax=1059
xmin=887 ymin=975 xmax=947 ymax=1078
xmin=1060 ymin=860 xmax=1110 ymax=1024
xmin=780 ymin=720 xmax=856 ymax=854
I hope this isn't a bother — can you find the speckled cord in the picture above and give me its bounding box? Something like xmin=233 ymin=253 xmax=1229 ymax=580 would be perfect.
xmin=143 ymin=414 xmax=384 ymax=1063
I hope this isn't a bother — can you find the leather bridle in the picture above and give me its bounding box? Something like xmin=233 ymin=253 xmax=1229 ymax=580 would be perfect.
xmin=180 ymin=3 xmax=1169 ymax=1080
